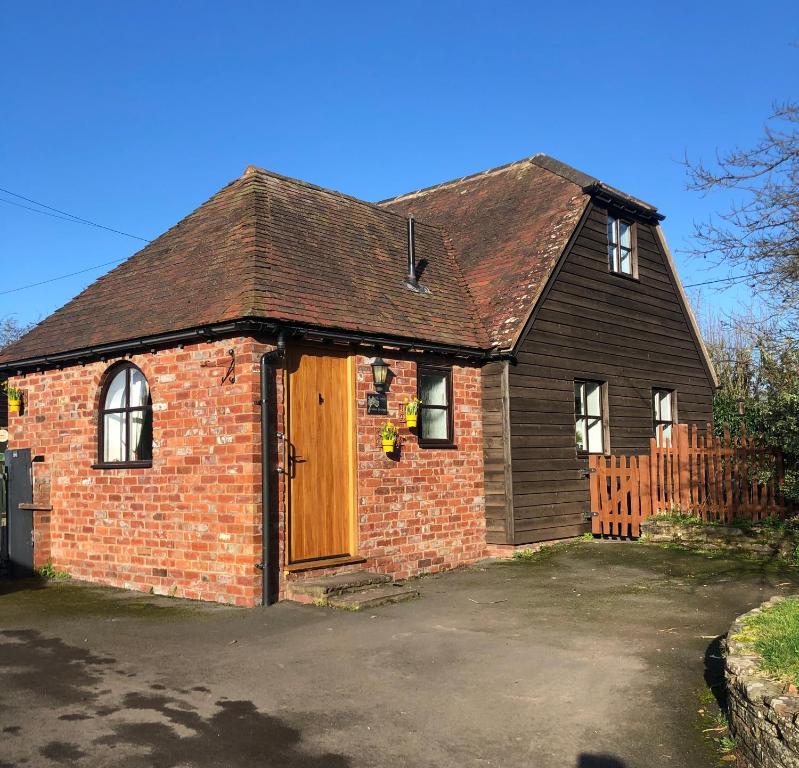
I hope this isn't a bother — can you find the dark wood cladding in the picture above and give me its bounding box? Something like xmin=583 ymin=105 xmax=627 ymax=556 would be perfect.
xmin=503 ymin=204 xmax=715 ymax=545
xmin=481 ymin=360 xmax=513 ymax=544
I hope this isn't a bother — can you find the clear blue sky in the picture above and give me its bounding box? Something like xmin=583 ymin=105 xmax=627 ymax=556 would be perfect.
xmin=2 ymin=1 xmax=797 ymax=329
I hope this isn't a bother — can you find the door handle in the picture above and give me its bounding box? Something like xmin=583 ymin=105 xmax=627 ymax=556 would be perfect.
xmin=286 ymin=443 xmax=307 ymax=478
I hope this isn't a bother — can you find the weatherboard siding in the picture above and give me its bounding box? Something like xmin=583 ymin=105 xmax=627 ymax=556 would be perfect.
xmin=481 ymin=360 xmax=513 ymax=544
xmin=506 ymin=204 xmax=715 ymax=545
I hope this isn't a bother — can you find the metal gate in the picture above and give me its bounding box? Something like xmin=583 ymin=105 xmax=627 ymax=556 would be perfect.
xmin=6 ymin=448 xmax=33 ymax=577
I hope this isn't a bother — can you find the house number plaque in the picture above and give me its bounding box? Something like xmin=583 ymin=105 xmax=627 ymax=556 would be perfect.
xmin=366 ymin=392 xmax=388 ymax=415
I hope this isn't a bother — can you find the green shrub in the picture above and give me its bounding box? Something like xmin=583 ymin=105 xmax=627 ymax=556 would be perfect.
xmin=38 ymin=560 xmax=70 ymax=580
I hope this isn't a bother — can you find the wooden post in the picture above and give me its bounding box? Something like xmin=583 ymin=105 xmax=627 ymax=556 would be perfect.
xmin=677 ymin=424 xmax=690 ymax=513
xmin=640 ymin=454 xmax=652 ymax=525
xmin=630 ymin=456 xmax=641 ymax=538
xmin=589 ymin=455 xmax=600 ymax=535
xmin=723 ymin=428 xmax=734 ymax=523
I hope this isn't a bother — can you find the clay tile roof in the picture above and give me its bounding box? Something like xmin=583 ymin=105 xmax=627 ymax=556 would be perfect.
xmin=0 ymin=153 xmax=662 ymax=368
xmin=380 ymin=154 xmax=592 ymax=349
xmin=0 ymin=167 xmax=490 ymax=366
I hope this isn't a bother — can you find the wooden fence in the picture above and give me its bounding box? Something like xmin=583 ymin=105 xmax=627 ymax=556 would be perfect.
xmin=589 ymin=424 xmax=791 ymax=537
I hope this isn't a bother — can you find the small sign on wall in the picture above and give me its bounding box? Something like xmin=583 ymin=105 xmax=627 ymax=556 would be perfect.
xmin=366 ymin=392 xmax=388 ymax=415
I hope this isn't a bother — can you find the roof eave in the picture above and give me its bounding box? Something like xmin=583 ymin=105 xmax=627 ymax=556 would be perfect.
xmin=583 ymin=182 xmax=665 ymax=223
xmin=0 ymin=318 xmax=503 ymax=375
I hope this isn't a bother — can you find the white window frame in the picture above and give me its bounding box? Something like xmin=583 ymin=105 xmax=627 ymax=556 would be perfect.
xmin=607 ymin=215 xmax=637 ymax=277
xmin=574 ymin=380 xmax=608 ymax=455
xmin=653 ymin=388 xmax=677 ymax=445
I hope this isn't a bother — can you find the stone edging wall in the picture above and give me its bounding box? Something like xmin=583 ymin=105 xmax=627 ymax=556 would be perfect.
xmin=725 ymin=597 xmax=799 ymax=768
xmin=641 ymin=518 xmax=798 ymax=560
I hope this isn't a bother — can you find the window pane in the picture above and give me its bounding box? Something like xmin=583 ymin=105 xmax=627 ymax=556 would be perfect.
xmin=608 ymin=244 xmax=617 ymax=271
xmin=130 ymin=410 xmax=153 ymax=461
xmin=421 ymin=408 xmax=448 ymax=441
xmin=619 ymin=247 xmax=632 ymax=274
xmin=104 ymin=412 xmax=126 ymax=462
xmin=420 ymin=373 xmax=447 ymax=406
xmin=660 ymin=391 xmax=672 ymax=421
xmin=661 ymin=423 xmax=672 ymax=443
xmin=587 ymin=417 xmax=604 ymax=453
xmin=105 ymin=369 xmax=127 ymax=410
xmin=607 ymin=217 xmax=617 ymax=245
xmin=574 ymin=381 xmax=585 ymax=416
xmin=585 ymin=382 xmax=602 ymax=417
xmin=575 ymin=418 xmax=587 ymax=451
xmin=619 ymin=221 xmax=631 ymax=249
xmin=130 ymin=369 xmax=149 ymax=408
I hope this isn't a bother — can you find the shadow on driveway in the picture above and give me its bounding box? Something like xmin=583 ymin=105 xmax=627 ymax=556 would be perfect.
xmin=577 ymin=756 xmax=627 ymax=767
xmin=0 ymin=628 xmax=351 ymax=767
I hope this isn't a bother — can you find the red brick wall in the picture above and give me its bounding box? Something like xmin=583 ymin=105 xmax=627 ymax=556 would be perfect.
xmin=281 ymin=353 xmax=486 ymax=593
xmin=353 ymin=355 xmax=486 ymax=577
xmin=9 ymin=342 xmax=486 ymax=605
xmin=7 ymin=338 xmax=263 ymax=606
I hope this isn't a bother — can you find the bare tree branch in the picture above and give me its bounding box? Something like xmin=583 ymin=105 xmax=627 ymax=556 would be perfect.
xmin=685 ymin=102 xmax=799 ymax=338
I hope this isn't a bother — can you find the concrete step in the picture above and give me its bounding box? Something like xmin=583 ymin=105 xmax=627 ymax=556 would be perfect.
xmin=327 ymin=583 xmax=420 ymax=611
xmin=288 ymin=571 xmax=392 ymax=603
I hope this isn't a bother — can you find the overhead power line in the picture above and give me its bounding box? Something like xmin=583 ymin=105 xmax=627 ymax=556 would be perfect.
xmin=684 ymin=270 xmax=776 ymax=288
xmin=0 ymin=185 xmax=151 ymax=242
xmin=0 ymin=258 xmax=127 ymax=296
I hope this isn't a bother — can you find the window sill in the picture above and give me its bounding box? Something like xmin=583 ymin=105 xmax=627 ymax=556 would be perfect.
xmin=91 ymin=461 xmax=152 ymax=470
xmin=608 ymin=270 xmax=640 ymax=283
xmin=418 ymin=442 xmax=458 ymax=450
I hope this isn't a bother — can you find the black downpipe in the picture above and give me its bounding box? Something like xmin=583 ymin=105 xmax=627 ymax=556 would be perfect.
xmin=258 ymin=333 xmax=286 ymax=605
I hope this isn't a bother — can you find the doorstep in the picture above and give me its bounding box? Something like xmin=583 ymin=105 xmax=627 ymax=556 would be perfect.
xmin=286 ymin=571 xmax=420 ymax=610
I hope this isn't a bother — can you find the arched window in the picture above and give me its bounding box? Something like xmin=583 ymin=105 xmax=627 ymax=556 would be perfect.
xmin=98 ymin=363 xmax=153 ymax=466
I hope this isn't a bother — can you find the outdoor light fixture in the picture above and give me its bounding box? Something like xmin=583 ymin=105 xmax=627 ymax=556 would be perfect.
xmin=371 ymin=356 xmax=389 ymax=393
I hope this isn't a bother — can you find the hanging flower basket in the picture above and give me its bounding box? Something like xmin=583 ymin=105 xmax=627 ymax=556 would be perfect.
xmin=3 ymin=383 xmax=22 ymax=415
xmin=404 ymin=396 xmax=421 ymax=429
xmin=379 ymin=420 xmax=398 ymax=454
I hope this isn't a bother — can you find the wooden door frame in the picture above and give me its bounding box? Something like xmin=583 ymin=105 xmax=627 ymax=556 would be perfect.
xmin=285 ymin=344 xmax=359 ymax=570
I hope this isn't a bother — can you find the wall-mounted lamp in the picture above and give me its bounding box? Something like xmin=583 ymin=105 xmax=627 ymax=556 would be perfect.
xmin=371 ymin=356 xmax=389 ymax=393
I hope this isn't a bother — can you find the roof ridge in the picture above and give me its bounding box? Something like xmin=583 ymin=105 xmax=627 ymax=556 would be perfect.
xmin=243 ymin=164 xmax=412 ymax=223
xmin=376 ymin=155 xmax=542 ymax=205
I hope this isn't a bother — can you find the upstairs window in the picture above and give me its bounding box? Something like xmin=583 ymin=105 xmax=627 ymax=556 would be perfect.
xmin=417 ymin=365 xmax=454 ymax=447
xmin=653 ymin=388 xmax=677 ymax=444
xmin=607 ymin=215 xmax=636 ymax=276
xmin=98 ymin=363 xmax=153 ymax=467
xmin=574 ymin=380 xmax=607 ymax=454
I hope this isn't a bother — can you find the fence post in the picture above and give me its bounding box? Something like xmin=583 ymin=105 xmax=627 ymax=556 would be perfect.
xmin=723 ymin=428 xmax=734 ymax=523
xmin=589 ymin=455 xmax=600 ymax=535
xmin=639 ymin=454 xmax=652 ymax=524
xmin=677 ymin=424 xmax=689 ymax=513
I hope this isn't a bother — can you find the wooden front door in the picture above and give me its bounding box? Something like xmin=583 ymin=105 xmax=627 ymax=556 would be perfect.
xmin=287 ymin=346 xmax=355 ymax=565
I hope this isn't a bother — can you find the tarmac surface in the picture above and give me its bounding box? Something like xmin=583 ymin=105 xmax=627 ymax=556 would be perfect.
xmin=2 ymin=541 xmax=797 ymax=768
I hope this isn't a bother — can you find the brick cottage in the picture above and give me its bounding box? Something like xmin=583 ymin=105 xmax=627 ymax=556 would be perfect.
xmin=0 ymin=155 xmax=717 ymax=605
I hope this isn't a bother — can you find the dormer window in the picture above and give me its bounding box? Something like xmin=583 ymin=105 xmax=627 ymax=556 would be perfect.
xmin=607 ymin=215 xmax=636 ymax=277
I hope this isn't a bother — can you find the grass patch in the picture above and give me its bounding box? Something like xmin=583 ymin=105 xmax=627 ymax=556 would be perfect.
xmin=511 ymin=539 xmax=584 ymax=562
xmin=735 ymin=597 xmax=799 ymax=687
xmin=696 ymin=685 xmax=737 ymax=765
xmin=649 ymin=512 xmax=704 ymax=526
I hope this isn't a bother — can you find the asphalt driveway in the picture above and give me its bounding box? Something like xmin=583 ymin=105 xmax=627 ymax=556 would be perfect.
xmin=2 ymin=542 xmax=797 ymax=768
